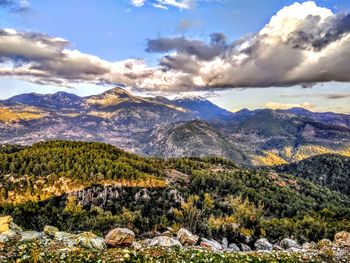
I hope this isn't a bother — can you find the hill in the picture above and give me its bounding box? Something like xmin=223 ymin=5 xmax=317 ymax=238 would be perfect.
xmin=274 ymin=154 xmax=350 ymax=196
xmin=1 ymin=141 xmax=350 ymax=245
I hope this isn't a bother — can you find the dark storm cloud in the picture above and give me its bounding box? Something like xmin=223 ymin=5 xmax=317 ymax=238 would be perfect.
xmin=146 ymin=33 xmax=227 ymax=61
xmin=326 ymin=93 xmax=350 ymax=100
xmin=287 ymin=13 xmax=350 ymax=51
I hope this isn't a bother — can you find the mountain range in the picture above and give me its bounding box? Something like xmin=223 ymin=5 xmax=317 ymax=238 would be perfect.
xmin=0 ymin=87 xmax=349 ymax=166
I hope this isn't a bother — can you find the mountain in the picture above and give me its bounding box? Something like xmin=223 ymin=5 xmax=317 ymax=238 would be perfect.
xmin=274 ymin=154 xmax=350 ymax=196
xmin=0 ymin=87 xmax=197 ymax=150
xmin=171 ymin=96 xmax=235 ymax=121
xmin=0 ymin=87 xmax=349 ymax=166
xmin=215 ymin=109 xmax=350 ymax=165
xmin=1 ymin=91 xmax=86 ymax=111
xmin=285 ymin=107 xmax=350 ymax=128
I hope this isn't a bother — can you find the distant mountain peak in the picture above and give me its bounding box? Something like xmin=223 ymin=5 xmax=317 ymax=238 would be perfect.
xmin=3 ymin=90 xmax=84 ymax=110
xmin=86 ymin=87 xmax=134 ymax=106
xmin=100 ymin=87 xmax=132 ymax=97
xmin=173 ymin=94 xmax=207 ymax=102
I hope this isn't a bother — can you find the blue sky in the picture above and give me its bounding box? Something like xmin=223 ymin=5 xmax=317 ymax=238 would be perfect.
xmin=0 ymin=0 xmax=350 ymax=113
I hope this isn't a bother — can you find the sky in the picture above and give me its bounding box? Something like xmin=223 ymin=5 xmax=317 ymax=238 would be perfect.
xmin=0 ymin=0 xmax=350 ymax=113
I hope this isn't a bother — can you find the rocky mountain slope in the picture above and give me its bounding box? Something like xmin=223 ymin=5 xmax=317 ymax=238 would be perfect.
xmin=0 ymin=87 xmax=349 ymax=166
xmin=143 ymin=120 xmax=251 ymax=166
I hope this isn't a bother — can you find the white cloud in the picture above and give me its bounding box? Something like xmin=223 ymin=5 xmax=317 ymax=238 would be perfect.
xmin=130 ymin=0 xmax=145 ymax=7
xmin=152 ymin=3 xmax=168 ymax=9
xmin=156 ymin=0 xmax=194 ymax=9
xmin=130 ymin=0 xmax=195 ymax=9
xmin=2 ymin=1 xmax=350 ymax=92
xmin=145 ymin=1 xmax=350 ymax=90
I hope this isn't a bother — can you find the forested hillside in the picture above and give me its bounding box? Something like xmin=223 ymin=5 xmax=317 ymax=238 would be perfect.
xmin=1 ymin=141 xmax=350 ymax=246
xmin=274 ymin=154 xmax=350 ymax=196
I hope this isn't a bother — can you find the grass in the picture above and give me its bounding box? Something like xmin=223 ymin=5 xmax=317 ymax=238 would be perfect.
xmin=0 ymin=240 xmax=345 ymax=263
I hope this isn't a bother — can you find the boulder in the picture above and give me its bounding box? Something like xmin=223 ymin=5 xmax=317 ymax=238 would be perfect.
xmin=20 ymin=231 xmax=44 ymax=242
xmin=177 ymin=228 xmax=198 ymax=246
xmin=44 ymin=226 xmax=59 ymax=237
xmin=0 ymin=216 xmax=12 ymax=233
xmin=54 ymin=232 xmax=79 ymax=247
xmin=280 ymin=238 xmax=301 ymax=250
xmin=240 ymin=243 xmax=252 ymax=251
xmin=200 ymin=238 xmax=222 ymax=251
xmin=149 ymin=236 xmax=182 ymax=247
xmin=77 ymin=232 xmax=106 ymax=250
xmin=334 ymin=231 xmax=350 ymax=246
xmin=105 ymin=228 xmax=135 ymax=247
xmin=302 ymin=242 xmax=316 ymax=250
xmin=227 ymin=243 xmax=240 ymax=251
xmin=254 ymin=238 xmax=273 ymax=251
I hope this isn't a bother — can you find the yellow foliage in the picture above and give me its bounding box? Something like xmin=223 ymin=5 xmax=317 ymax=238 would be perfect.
xmin=208 ymin=215 xmax=238 ymax=230
xmin=64 ymin=196 xmax=84 ymax=216
xmin=252 ymin=151 xmax=288 ymax=166
xmin=291 ymin=145 xmax=350 ymax=162
xmin=240 ymin=228 xmax=254 ymax=237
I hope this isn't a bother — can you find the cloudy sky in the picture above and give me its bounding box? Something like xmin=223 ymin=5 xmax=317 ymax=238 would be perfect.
xmin=0 ymin=0 xmax=350 ymax=113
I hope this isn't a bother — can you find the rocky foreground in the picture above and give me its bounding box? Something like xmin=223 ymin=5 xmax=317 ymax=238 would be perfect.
xmin=1 ymin=216 xmax=350 ymax=262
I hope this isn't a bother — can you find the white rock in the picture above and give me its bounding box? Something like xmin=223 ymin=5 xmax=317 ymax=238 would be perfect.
xmin=149 ymin=236 xmax=182 ymax=247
